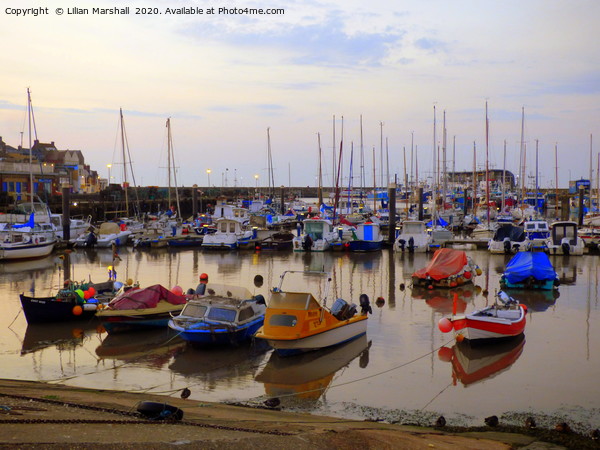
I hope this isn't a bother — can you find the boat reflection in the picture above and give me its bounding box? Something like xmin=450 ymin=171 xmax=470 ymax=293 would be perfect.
xmin=95 ymin=328 xmax=185 ymax=366
xmin=21 ymin=321 xmax=102 ymax=355
xmin=438 ymin=334 xmax=525 ymax=386
xmin=412 ymin=284 xmax=481 ymax=313
xmin=501 ymin=288 xmax=559 ymax=312
xmin=168 ymin=341 xmax=270 ymax=383
xmin=255 ymin=335 xmax=371 ymax=404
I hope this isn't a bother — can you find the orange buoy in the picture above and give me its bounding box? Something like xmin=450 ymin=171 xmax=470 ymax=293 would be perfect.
xmin=72 ymin=305 xmax=83 ymax=316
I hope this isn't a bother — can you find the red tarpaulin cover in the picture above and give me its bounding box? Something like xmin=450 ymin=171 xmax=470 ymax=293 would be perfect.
xmin=412 ymin=248 xmax=468 ymax=281
xmin=107 ymin=284 xmax=186 ymax=310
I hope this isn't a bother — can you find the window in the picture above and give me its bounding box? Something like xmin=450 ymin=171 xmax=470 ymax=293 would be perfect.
xmin=229 ymin=223 xmax=236 ymax=233
xmin=238 ymin=307 xmax=254 ymax=322
xmin=182 ymin=303 xmax=207 ymax=318
xmin=269 ymin=314 xmax=297 ymax=327
xmin=207 ymin=307 xmax=237 ymax=322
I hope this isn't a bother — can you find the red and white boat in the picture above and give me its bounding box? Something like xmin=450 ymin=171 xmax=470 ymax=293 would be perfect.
xmin=438 ymin=291 xmax=527 ymax=342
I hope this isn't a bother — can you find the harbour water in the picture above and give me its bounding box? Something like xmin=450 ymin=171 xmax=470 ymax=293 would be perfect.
xmin=1 ymin=247 xmax=599 ymax=431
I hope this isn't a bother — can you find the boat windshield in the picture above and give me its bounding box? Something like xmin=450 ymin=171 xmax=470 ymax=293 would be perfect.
xmin=182 ymin=303 xmax=207 ymax=318
xmin=207 ymin=307 xmax=237 ymax=322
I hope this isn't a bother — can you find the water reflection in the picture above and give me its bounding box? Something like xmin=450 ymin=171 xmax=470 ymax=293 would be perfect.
xmin=412 ymin=284 xmax=481 ymax=313
xmin=501 ymin=289 xmax=560 ymax=312
xmin=21 ymin=321 xmax=102 ymax=355
xmin=438 ymin=334 xmax=525 ymax=386
xmin=255 ymin=336 xmax=371 ymax=404
xmin=95 ymin=328 xmax=184 ymax=366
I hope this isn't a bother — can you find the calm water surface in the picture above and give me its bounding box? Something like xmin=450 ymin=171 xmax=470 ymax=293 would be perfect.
xmin=1 ymin=247 xmax=599 ymax=430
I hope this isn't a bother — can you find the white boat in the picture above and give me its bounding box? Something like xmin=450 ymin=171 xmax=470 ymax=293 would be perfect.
xmin=292 ymin=217 xmax=339 ymax=252
xmin=393 ymin=220 xmax=432 ymax=253
xmin=74 ymin=222 xmax=132 ymax=248
xmin=201 ymin=218 xmax=253 ymax=250
xmin=523 ymin=219 xmax=551 ymax=250
xmin=488 ymin=223 xmax=530 ymax=254
xmin=0 ymin=223 xmax=57 ymax=260
xmin=545 ymin=221 xmax=585 ymax=256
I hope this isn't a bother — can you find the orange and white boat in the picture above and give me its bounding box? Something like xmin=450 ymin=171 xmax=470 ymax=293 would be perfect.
xmin=255 ymin=271 xmax=372 ymax=356
xmin=438 ymin=291 xmax=527 ymax=342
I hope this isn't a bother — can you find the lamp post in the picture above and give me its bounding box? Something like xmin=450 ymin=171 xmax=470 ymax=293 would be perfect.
xmin=107 ymin=164 xmax=112 ymax=185
xmin=206 ymin=169 xmax=211 ymax=187
xmin=254 ymin=174 xmax=259 ymax=198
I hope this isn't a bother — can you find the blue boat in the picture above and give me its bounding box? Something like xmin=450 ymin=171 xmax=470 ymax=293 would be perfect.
xmin=347 ymin=222 xmax=384 ymax=252
xmin=500 ymin=252 xmax=559 ymax=290
xmin=168 ymin=284 xmax=266 ymax=346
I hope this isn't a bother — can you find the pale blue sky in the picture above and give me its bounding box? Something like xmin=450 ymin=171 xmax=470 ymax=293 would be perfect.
xmin=1 ymin=0 xmax=599 ymax=188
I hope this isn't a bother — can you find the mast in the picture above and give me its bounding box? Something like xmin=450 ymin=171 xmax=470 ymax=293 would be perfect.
xmin=332 ymin=117 xmax=343 ymax=221
xmin=555 ymin=143 xmax=559 ymax=218
xmin=410 ymin=131 xmax=414 ymax=199
xmin=360 ymin=115 xmax=365 ymax=193
xmin=332 ymin=115 xmax=336 ymax=197
xmin=403 ymin=145 xmax=407 ymax=213
xmin=519 ymin=106 xmax=525 ymax=206
xmin=473 ymin=141 xmax=477 ymax=218
xmin=502 ymin=140 xmax=506 ymax=212
xmin=385 ymin=137 xmax=389 ymax=189
xmin=372 ymin=146 xmax=376 ymax=212
xmin=266 ymin=127 xmax=274 ymax=198
xmin=27 ymin=88 xmax=33 ymax=212
xmin=535 ymin=139 xmax=539 ymax=214
xmin=119 ymin=108 xmax=129 ymax=217
xmin=485 ymin=102 xmax=490 ymax=227
xmin=317 ymin=132 xmax=323 ymax=206
xmin=166 ymin=118 xmax=181 ymax=217
xmin=432 ymin=106 xmax=437 ymax=220
xmin=442 ymin=110 xmax=447 ymax=217
xmin=590 ymin=134 xmax=594 ymax=213
xmin=167 ymin=119 xmax=172 ymax=210
xmin=380 ymin=121 xmax=384 ymax=189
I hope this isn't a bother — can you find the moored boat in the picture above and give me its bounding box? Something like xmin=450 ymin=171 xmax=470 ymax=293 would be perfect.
xmin=20 ymin=280 xmax=117 ymax=324
xmin=292 ymin=217 xmax=339 ymax=252
xmin=546 ymin=221 xmax=585 ymax=256
xmin=168 ymin=284 xmax=266 ymax=346
xmin=412 ymin=248 xmax=482 ymax=289
xmin=255 ymin=270 xmax=372 ymax=356
xmin=487 ymin=223 xmax=529 ymax=254
xmin=393 ymin=220 xmax=431 ymax=253
xmin=347 ymin=221 xmax=384 ymax=252
xmin=500 ymin=251 xmax=559 ymax=290
xmin=438 ymin=291 xmax=527 ymax=342
xmin=96 ymin=284 xmax=187 ymax=334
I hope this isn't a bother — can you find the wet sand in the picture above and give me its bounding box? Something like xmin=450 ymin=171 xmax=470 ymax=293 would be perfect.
xmin=1 ymin=379 xmax=595 ymax=449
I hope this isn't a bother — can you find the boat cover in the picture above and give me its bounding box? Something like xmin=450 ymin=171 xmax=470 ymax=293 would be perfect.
xmin=492 ymin=224 xmax=526 ymax=242
xmin=413 ymin=248 xmax=468 ymax=281
xmin=503 ymin=252 xmax=557 ymax=284
xmin=426 ymin=217 xmax=449 ymax=227
xmin=107 ymin=284 xmax=186 ymax=310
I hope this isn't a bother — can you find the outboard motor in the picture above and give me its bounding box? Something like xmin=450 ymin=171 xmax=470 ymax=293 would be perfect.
xmin=254 ymin=294 xmax=266 ymax=305
xmin=397 ymin=239 xmax=406 ymax=251
xmin=560 ymin=238 xmax=571 ymax=255
xmin=359 ymin=294 xmax=372 ymax=314
xmin=503 ymin=237 xmax=511 ymax=254
xmin=302 ymin=234 xmax=313 ymax=251
xmin=85 ymin=231 xmax=97 ymax=248
xmin=408 ymin=236 xmax=415 ymax=253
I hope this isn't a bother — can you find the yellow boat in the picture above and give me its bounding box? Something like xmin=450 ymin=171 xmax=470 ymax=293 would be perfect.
xmin=255 ymin=271 xmax=371 ymax=356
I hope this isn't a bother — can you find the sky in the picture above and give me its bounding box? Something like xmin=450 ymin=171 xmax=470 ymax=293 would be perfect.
xmin=1 ymin=0 xmax=599 ymax=189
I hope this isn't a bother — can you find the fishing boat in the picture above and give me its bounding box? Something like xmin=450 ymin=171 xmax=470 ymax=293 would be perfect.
xmin=255 ymin=231 xmax=295 ymax=251
xmin=500 ymin=252 xmax=559 ymax=290
xmin=255 ymin=270 xmax=372 ymax=356
xmin=545 ymin=221 xmax=585 ymax=256
xmin=438 ymin=291 xmax=527 ymax=342
xmin=438 ymin=333 xmax=525 ymax=386
xmin=19 ymin=280 xmax=117 ymax=324
xmin=292 ymin=217 xmax=340 ymax=252
xmin=393 ymin=220 xmax=432 ymax=253
xmin=96 ymin=284 xmax=187 ymax=334
xmin=201 ymin=218 xmax=255 ymax=250
xmin=412 ymin=248 xmax=482 ymax=289
xmin=168 ymin=284 xmax=266 ymax=346
xmin=487 ymin=223 xmax=529 ymax=254
xmin=347 ymin=221 xmax=384 ymax=252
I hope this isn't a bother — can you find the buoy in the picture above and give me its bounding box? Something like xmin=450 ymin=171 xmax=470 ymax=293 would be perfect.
xmin=126 ymin=278 xmax=133 ymax=286
xmin=375 ymin=297 xmax=385 ymax=307
xmin=75 ymin=289 xmax=84 ymax=300
xmin=456 ymin=333 xmax=465 ymax=342
xmin=463 ymin=271 xmax=472 ymax=279
xmin=438 ymin=318 xmax=453 ymax=333
xmin=437 ymin=347 xmax=453 ymax=362
xmin=87 ymin=287 xmax=96 ymax=297
xmin=199 ymin=273 xmax=209 ymax=281
xmin=72 ymin=305 xmax=83 ymax=316
xmin=171 ymin=285 xmax=184 ymax=296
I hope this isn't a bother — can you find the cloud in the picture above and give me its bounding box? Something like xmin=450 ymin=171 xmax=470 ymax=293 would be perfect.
xmin=414 ymin=37 xmax=447 ymax=53
xmin=180 ymin=11 xmax=404 ymax=68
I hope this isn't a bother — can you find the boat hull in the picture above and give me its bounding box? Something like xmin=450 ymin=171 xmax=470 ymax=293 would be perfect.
xmin=451 ymin=307 xmax=526 ymax=342
xmin=0 ymin=241 xmax=55 ymax=260
xmin=169 ymin=317 xmax=264 ymax=346
xmin=20 ymin=294 xmax=98 ymax=324
xmin=261 ymin=318 xmax=367 ymax=356
xmin=347 ymin=240 xmax=383 ymax=252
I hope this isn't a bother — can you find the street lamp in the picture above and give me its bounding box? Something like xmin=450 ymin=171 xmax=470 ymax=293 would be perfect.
xmin=254 ymin=174 xmax=259 ymax=188
xmin=107 ymin=164 xmax=112 ymax=184
xmin=206 ymin=169 xmax=211 ymax=187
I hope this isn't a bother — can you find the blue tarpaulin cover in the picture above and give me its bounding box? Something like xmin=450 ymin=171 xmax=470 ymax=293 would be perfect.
xmin=426 ymin=217 xmax=449 ymax=227
xmin=504 ymin=252 xmax=557 ymax=284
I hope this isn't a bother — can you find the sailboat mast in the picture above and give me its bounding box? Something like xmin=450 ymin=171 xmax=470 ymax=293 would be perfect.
xmin=372 ymin=146 xmax=376 ymax=212
xmin=167 ymin=118 xmax=181 ymax=217
xmin=535 ymin=139 xmax=539 ymax=214
xmin=360 ymin=115 xmax=365 ymax=193
xmin=432 ymin=106 xmax=437 ymax=219
xmin=555 ymin=143 xmax=559 ymax=218
xmin=167 ymin=118 xmax=172 ymax=209
xmin=442 ymin=110 xmax=447 ymax=216
xmin=502 ymin=140 xmax=506 ymax=212
xmin=120 ymin=108 xmax=129 ymax=217
xmin=380 ymin=121 xmax=384 ymax=189
xmin=27 ymin=88 xmax=33 ymax=212
xmin=473 ymin=141 xmax=477 ymax=217
xmin=519 ymin=106 xmax=525 ymax=206
xmin=485 ymin=102 xmax=490 ymax=227
xmin=317 ymin=132 xmax=323 ymax=206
